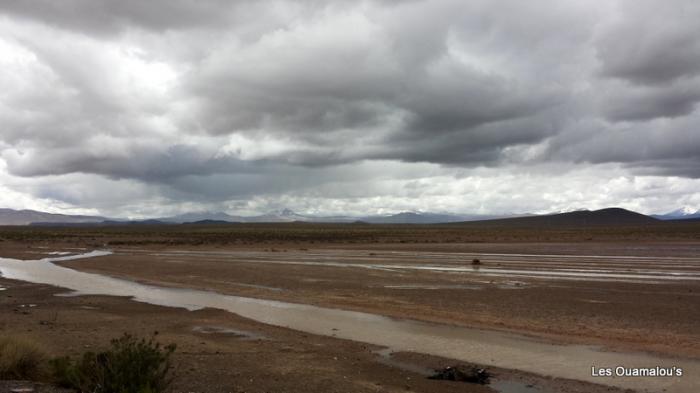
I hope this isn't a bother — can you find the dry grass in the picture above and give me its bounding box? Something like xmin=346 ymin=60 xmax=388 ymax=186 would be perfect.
xmin=0 ymin=335 xmax=47 ymax=380
xmin=2 ymin=220 xmax=700 ymax=247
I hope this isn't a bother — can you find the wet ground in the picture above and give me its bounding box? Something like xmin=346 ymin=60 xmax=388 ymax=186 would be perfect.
xmin=0 ymin=274 xmax=625 ymax=393
xmin=60 ymin=245 xmax=700 ymax=357
xmin=1 ymin=241 xmax=699 ymax=392
xmin=2 ymin=251 xmax=698 ymax=392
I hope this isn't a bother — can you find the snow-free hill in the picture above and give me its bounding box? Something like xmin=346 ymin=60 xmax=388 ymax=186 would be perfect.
xmin=0 ymin=208 xmax=105 ymax=226
xmin=360 ymin=212 xmax=498 ymax=224
xmin=159 ymin=211 xmax=246 ymax=223
xmin=451 ymin=208 xmax=659 ymax=227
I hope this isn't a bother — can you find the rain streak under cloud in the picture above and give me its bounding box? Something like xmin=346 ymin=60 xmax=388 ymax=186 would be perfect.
xmin=1 ymin=0 xmax=700 ymax=218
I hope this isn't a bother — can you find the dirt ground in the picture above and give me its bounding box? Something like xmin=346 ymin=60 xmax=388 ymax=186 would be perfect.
xmin=57 ymin=243 xmax=700 ymax=358
xmin=2 ymin=224 xmax=699 ymax=392
xmin=0 ymin=276 xmax=623 ymax=393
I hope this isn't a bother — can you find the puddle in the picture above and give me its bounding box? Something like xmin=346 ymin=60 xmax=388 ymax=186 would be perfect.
xmin=301 ymin=278 xmax=330 ymax=283
xmin=380 ymin=280 xmax=528 ymax=291
xmin=192 ymin=326 xmax=266 ymax=340
xmin=495 ymin=281 xmax=528 ymax=289
xmin=491 ymin=380 xmax=550 ymax=393
xmin=383 ymin=284 xmax=483 ymax=290
xmin=55 ymin=291 xmax=89 ymax=297
xmin=230 ymin=282 xmax=283 ymax=292
xmin=0 ymin=251 xmax=698 ymax=393
xmin=579 ymin=299 xmax=610 ymax=304
xmin=373 ymin=348 xmax=433 ymax=375
xmin=204 ymin=279 xmax=284 ymax=292
xmin=373 ymin=348 xmax=550 ymax=393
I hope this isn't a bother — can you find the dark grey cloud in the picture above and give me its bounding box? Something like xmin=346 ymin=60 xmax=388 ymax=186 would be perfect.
xmin=1 ymin=0 xmax=700 ymax=215
xmin=593 ymin=1 xmax=700 ymax=126
xmin=0 ymin=0 xmax=234 ymax=35
xmin=601 ymin=83 xmax=700 ymax=122
xmin=2 ymin=143 xmax=263 ymax=181
xmin=181 ymin=0 xmax=574 ymax=167
xmin=596 ymin=1 xmax=700 ymax=86
xmin=545 ymin=112 xmax=700 ymax=178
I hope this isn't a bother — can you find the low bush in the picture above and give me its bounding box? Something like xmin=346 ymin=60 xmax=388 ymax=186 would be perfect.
xmin=0 ymin=335 xmax=47 ymax=380
xmin=51 ymin=333 xmax=176 ymax=393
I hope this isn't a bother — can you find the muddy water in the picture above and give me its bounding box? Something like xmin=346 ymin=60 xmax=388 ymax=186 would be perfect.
xmin=1 ymin=251 xmax=698 ymax=393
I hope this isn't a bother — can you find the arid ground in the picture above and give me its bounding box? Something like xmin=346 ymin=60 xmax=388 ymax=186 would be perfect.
xmin=2 ymin=223 xmax=700 ymax=392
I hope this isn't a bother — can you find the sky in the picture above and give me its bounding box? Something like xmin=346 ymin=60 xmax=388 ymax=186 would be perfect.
xmin=1 ymin=0 xmax=699 ymax=218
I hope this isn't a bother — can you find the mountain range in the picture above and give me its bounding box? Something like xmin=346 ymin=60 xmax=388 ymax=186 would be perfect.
xmin=0 ymin=208 xmax=497 ymax=226
xmin=652 ymin=207 xmax=700 ymax=221
xmin=0 ymin=206 xmax=695 ymax=226
xmin=157 ymin=209 xmax=503 ymax=224
xmin=0 ymin=208 xmax=106 ymax=226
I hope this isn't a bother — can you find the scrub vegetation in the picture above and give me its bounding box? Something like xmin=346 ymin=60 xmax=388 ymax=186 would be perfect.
xmin=0 ymin=334 xmax=175 ymax=393
xmin=51 ymin=334 xmax=176 ymax=393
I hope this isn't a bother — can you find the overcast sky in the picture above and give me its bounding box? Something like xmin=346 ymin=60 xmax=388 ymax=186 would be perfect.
xmin=1 ymin=0 xmax=699 ymax=218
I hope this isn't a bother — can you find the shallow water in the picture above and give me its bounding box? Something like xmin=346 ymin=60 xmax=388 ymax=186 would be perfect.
xmin=146 ymin=249 xmax=700 ymax=283
xmin=382 ymin=284 xmax=484 ymax=290
xmin=192 ymin=325 xmax=266 ymax=340
xmin=1 ymin=251 xmax=698 ymax=393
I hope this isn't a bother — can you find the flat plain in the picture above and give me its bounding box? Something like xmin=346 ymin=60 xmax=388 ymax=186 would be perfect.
xmin=1 ymin=222 xmax=700 ymax=392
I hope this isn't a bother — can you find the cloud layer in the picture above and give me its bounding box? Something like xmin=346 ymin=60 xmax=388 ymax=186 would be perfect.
xmin=1 ymin=0 xmax=699 ymax=216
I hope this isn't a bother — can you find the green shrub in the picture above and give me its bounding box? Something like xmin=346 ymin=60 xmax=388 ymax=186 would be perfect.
xmin=0 ymin=335 xmax=47 ymax=380
xmin=51 ymin=333 xmax=176 ymax=393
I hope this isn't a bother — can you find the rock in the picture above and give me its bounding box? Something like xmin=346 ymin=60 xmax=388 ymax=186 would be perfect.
xmin=428 ymin=365 xmax=491 ymax=384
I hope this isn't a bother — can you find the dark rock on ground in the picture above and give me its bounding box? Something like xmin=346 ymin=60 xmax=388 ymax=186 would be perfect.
xmin=428 ymin=365 xmax=491 ymax=384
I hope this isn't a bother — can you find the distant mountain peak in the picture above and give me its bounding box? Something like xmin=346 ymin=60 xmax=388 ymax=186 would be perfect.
xmin=673 ymin=206 xmax=698 ymax=215
xmin=279 ymin=208 xmax=297 ymax=216
xmin=653 ymin=207 xmax=700 ymax=220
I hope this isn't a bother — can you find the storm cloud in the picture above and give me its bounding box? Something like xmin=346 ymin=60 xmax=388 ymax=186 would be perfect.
xmin=1 ymin=0 xmax=699 ymax=216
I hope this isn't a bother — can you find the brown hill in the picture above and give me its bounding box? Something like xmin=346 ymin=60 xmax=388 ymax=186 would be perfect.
xmin=452 ymin=208 xmax=659 ymax=228
xmin=0 ymin=208 xmax=105 ymax=226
